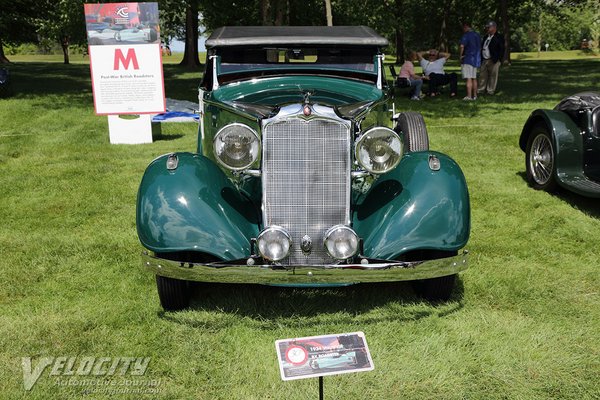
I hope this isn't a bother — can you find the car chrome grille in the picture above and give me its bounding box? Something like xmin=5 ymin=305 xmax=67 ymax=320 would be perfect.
xmin=263 ymin=117 xmax=351 ymax=265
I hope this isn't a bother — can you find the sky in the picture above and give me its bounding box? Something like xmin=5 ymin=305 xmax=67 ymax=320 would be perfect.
xmin=168 ymin=36 xmax=207 ymax=52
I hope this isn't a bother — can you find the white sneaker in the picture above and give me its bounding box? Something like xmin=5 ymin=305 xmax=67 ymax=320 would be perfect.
xmin=410 ymin=96 xmax=421 ymax=101
xmin=462 ymin=96 xmax=472 ymax=101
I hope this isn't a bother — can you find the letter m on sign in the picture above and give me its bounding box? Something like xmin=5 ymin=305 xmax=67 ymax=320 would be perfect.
xmin=114 ymin=48 xmax=140 ymax=70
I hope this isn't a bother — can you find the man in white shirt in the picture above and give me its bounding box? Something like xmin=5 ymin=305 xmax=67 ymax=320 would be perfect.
xmin=417 ymin=49 xmax=458 ymax=97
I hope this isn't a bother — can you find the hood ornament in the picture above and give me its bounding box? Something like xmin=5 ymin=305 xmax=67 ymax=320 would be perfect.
xmin=303 ymin=91 xmax=314 ymax=116
xmin=303 ymin=91 xmax=313 ymax=104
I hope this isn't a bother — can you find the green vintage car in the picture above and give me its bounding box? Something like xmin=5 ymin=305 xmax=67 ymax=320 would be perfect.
xmin=137 ymin=26 xmax=470 ymax=310
xmin=520 ymin=92 xmax=600 ymax=197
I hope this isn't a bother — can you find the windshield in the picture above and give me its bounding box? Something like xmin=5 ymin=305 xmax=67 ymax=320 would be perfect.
xmin=218 ymin=47 xmax=377 ymax=76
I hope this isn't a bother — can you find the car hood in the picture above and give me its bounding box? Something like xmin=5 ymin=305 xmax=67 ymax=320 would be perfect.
xmin=211 ymin=75 xmax=382 ymax=109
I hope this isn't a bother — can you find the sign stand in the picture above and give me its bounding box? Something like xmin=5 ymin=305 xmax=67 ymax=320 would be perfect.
xmin=107 ymin=114 xmax=155 ymax=144
xmin=319 ymin=376 xmax=324 ymax=400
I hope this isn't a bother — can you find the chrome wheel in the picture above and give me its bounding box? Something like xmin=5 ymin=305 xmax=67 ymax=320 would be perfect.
xmin=525 ymin=123 xmax=557 ymax=192
xmin=529 ymin=133 xmax=554 ymax=185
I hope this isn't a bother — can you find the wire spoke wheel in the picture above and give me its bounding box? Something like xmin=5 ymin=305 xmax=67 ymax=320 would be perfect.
xmin=529 ymin=133 xmax=554 ymax=185
xmin=525 ymin=123 xmax=557 ymax=192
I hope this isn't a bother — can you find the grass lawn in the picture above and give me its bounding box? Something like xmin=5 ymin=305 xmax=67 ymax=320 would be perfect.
xmin=0 ymin=51 xmax=599 ymax=399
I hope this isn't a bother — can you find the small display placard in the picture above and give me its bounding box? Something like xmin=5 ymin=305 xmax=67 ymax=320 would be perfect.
xmin=275 ymin=332 xmax=374 ymax=381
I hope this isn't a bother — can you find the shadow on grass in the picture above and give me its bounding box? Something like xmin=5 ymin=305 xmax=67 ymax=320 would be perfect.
xmin=153 ymin=133 xmax=185 ymax=141
xmin=553 ymin=190 xmax=600 ymax=218
xmin=8 ymin=62 xmax=202 ymax=102
xmin=516 ymin=171 xmax=600 ymax=218
xmin=159 ymin=278 xmax=464 ymax=330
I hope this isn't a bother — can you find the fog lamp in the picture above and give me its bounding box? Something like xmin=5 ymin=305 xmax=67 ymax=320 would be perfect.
xmin=355 ymin=127 xmax=403 ymax=174
xmin=324 ymin=225 xmax=359 ymax=260
xmin=257 ymin=226 xmax=292 ymax=261
xmin=214 ymin=123 xmax=260 ymax=171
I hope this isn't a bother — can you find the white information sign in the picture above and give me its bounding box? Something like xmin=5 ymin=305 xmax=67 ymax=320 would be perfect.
xmin=89 ymin=44 xmax=165 ymax=115
xmin=84 ymin=2 xmax=165 ymax=143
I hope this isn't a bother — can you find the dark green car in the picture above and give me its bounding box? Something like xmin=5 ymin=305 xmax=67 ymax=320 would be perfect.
xmin=137 ymin=26 xmax=470 ymax=310
xmin=520 ymin=92 xmax=600 ymax=197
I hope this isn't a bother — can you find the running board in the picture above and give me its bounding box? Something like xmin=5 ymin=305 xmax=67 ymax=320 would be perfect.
xmin=559 ymin=173 xmax=600 ymax=198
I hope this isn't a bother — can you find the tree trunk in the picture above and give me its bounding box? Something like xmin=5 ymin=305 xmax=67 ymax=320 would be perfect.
xmin=498 ymin=0 xmax=511 ymax=64
xmin=395 ymin=28 xmax=404 ymax=65
xmin=61 ymin=36 xmax=70 ymax=65
xmin=438 ymin=0 xmax=450 ymax=52
xmin=180 ymin=0 xmax=201 ymax=68
xmin=274 ymin=0 xmax=289 ymax=26
xmin=325 ymin=0 xmax=333 ymax=26
xmin=0 ymin=38 xmax=10 ymax=64
xmin=536 ymin=12 xmax=542 ymax=58
xmin=394 ymin=0 xmax=404 ymax=64
xmin=261 ymin=0 xmax=271 ymax=25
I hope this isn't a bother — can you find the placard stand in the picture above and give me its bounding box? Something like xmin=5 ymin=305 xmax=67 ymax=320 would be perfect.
xmin=107 ymin=114 xmax=155 ymax=144
xmin=319 ymin=376 xmax=323 ymax=400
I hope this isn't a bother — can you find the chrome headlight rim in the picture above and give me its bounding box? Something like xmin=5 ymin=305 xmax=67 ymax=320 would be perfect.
xmin=354 ymin=126 xmax=403 ymax=175
xmin=257 ymin=225 xmax=292 ymax=262
xmin=213 ymin=123 xmax=261 ymax=171
xmin=323 ymin=225 xmax=359 ymax=260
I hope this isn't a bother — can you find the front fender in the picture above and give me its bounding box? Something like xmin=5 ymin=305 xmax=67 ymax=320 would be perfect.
xmin=519 ymin=109 xmax=583 ymax=180
xmin=136 ymin=153 xmax=260 ymax=260
xmin=353 ymin=152 xmax=470 ymax=260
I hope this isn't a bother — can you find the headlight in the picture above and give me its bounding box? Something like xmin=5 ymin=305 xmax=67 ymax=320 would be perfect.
xmin=213 ymin=123 xmax=260 ymax=171
xmin=355 ymin=127 xmax=403 ymax=174
xmin=257 ymin=226 xmax=292 ymax=261
xmin=324 ymin=225 xmax=359 ymax=260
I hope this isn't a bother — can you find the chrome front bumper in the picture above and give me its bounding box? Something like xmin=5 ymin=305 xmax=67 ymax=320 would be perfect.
xmin=142 ymin=251 xmax=468 ymax=285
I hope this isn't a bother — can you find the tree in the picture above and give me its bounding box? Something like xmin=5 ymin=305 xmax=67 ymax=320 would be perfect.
xmin=0 ymin=0 xmax=38 ymax=63
xmin=181 ymin=0 xmax=201 ymax=67
xmin=497 ymin=0 xmax=511 ymax=63
xmin=325 ymin=0 xmax=333 ymax=26
xmin=159 ymin=0 xmax=202 ymax=67
xmin=37 ymin=0 xmax=86 ymax=64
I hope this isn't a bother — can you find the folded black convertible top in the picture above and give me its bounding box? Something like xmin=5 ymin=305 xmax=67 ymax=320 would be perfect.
xmin=555 ymin=92 xmax=600 ymax=111
xmin=205 ymin=26 xmax=389 ymax=48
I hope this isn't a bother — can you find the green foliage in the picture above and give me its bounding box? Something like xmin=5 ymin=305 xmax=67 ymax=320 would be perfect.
xmin=511 ymin=0 xmax=599 ymax=52
xmin=0 ymin=0 xmax=39 ymax=45
xmin=36 ymin=0 xmax=87 ymax=46
xmin=157 ymin=0 xmax=189 ymax=43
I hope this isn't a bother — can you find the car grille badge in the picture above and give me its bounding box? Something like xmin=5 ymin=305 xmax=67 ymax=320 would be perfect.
xmin=301 ymin=235 xmax=312 ymax=254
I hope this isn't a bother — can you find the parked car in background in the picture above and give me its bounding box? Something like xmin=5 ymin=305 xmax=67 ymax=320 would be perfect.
xmin=520 ymin=92 xmax=600 ymax=197
xmin=136 ymin=26 xmax=471 ymax=310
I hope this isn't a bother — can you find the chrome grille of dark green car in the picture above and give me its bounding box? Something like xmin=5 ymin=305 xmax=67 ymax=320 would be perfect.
xmin=262 ymin=117 xmax=351 ymax=265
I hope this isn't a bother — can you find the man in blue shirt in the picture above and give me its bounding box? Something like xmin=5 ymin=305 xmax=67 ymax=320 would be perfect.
xmin=460 ymin=21 xmax=481 ymax=100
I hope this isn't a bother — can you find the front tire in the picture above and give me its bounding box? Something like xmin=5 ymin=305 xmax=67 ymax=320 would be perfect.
xmin=396 ymin=112 xmax=429 ymax=152
xmin=525 ymin=123 xmax=557 ymax=192
xmin=156 ymin=275 xmax=190 ymax=311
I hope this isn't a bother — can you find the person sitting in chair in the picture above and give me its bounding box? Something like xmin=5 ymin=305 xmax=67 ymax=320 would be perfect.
xmin=417 ymin=49 xmax=457 ymax=97
xmin=398 ymin=51 xmax=424 ymax=100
